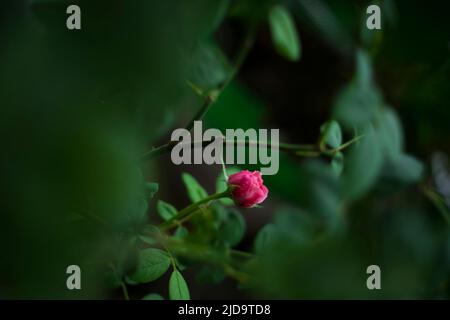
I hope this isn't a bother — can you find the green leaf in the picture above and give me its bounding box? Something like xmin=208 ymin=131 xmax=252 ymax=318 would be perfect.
xmin=190 ymin=41 xmax=230 ymax=91
xmin=182 ymin=173 xmax=208 ymax=203
xmin=269 ymin=5 xmax=301 ymax=61
xmin=343 ymin=126 xmax=384 ymax=200
xmin=296 ymin=0 xmax=352 ymax=54
xmin=383 ymin=154 xmax=424 ymax=184
xmin=331 ymin=152 xmax=344 ymax=176
xmin=196 ymin=265 xmax=226 ymax=284
xmin=169 ymin=270 xmax=190 ymax=300
xmin=333 ymin=49 xmax=382 ymax=129
xmin=208 ymin=0 xmax=230 ymax=33
xmin=138 ymin=235 xmax=157 ymax=245
xmin=216 ymin=167 xmax=241 ymax=206
xmin=138 ymin=198 xmax=148 ymax=217
xmin=211 ymin=204 xmax=228 ymax=228
xmin=138 ymin=225 xmax=159 ymax=245
xmin=124 ymin=196 xmax=149 ymax=228
xmin=274 ymin=208 xmax=319 ymax=244
xmin=355 ymin=49 xmax=374 ymax=88
xmin=333 ymin=82 xmax=382 ymax=129
xmin=174 ymin=226 xmax=189 ymax=240
xmin=157 ymin=200 xmax=178 ymax=221
xmin=142 ymin=293 xmax=164 ymax=300
xmin=378 ymin=107 xmax=404 ymax=159
xmin=254 ymin=224 xmax=277 ymax=254
xmin=320 ymin=120 xmax=342 ymax=149
xmin=218 ymin=209 xmax=246 ymax=247
xmin=294 ymin=161 xmax=341 ymax=228
xmin=104 ymin=268 xmax=122 ymax=290
xmin=145 ymin=182 xmax=159 ymax=199
xmin=127 ymin=248 xmax=171 ymax=284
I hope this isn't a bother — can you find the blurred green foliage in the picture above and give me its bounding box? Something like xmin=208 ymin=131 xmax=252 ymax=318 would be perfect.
xmin=0 ymin=0 xmax=449 ymax=299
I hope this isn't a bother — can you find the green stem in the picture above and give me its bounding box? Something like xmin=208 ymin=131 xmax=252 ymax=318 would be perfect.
xmin=326 ymin=134 xmax=365 ymax=155
xmin=229 ymin=249 xmax=256 ymax=259
xmin=120 ymin=281 xmax=130 ymax=300
xmin=185 ymin=25 xmax=256 ymax=132
xmin=144 ymin=135 xmax=362 ymax=161
xmin=421 ymin=185 xmax=450 ymax=225
xmin=176 ymin=208 xmax=201 ymax=226
xmin=234 ymin=139 xmax=316 ymax=153
xmin=318 ymin=121 xmax=333 ymax=153
xmin=75 ymin=210 xmax=109 ymax=229
xmin=141 ymin=140 xmax=177 ymax=159
xmin=158 ymin=190 xmax=231 ymax=231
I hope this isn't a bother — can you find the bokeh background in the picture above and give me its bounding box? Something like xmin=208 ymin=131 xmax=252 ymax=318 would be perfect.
xmin=0 ymin=0 xmax=449 ymax=299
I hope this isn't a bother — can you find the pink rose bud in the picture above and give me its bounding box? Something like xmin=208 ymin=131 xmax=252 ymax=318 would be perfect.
xmin=227 ymin=170 xmax=269 ymax=208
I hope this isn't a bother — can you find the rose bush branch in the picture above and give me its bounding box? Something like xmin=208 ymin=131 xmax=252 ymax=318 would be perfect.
xmin=143 ymin=134 xmax=364 ymax=160
xmin=185 ymin=24 xmax=257 ymax=132
xmin=120 ymin=281 xmax=130 ymax=300
xmin=158 ymin=170 xmax=268 ymax=231
xmin=142 ymin=25 xmax=257 ymax=159
xmin=158 ymin=189 xmax=231 ymax=231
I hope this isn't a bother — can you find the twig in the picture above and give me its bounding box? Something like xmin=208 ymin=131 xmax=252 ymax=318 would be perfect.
xmin=120 ymin=281 xmax=130 ymax=300
xmin=142 ymin=25 xmax=257 ymax=159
